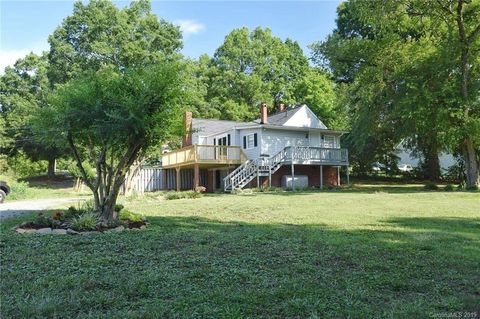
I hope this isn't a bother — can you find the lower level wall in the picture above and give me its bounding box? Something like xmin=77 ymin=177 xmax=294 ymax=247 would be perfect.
xmin=245 ymin=165 xmax=340 ymax=189
xmin=161 ymin=164 xmax=341 ymax=192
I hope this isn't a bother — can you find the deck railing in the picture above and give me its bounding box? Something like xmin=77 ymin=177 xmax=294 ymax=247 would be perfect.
xmin=162 ymin=145 xmax=247 ymax=167
xmin=285 ymin=146 xmax=348 ymax=165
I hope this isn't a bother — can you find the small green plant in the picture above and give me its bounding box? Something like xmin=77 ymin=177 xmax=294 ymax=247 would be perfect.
xmin=69 ymin=212 xmax=99 ymax=231
xmin=35 ymin=213 xmax=53 ymax=227
xmin=119 ymin=209 xmax=144 ymax=222
xmin=65 ymin=200 xmax=95 ymax=219
xmin=444 ymin=184 xmax=455 ymax=192
xmin=114 ymin=204 xmax=124 ymax=212
xmin=424 ymin=182 xmax=438 ymax=190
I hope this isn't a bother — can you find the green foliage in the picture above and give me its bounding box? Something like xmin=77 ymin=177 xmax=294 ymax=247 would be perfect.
xmin=199 ymin=27 xmax=311 ymax=121
xmin=164 ymin=190 xmax=203 ymax=200
xmin=47 ymin=0 xmax=182 ymax=84
xmin=35 ymin=213 xmax=53 ymax=228
xmin=114 ymin=204 xmax=125 ymax=212
xmin=424 ymin=182 xmax=439 ymax=191
xmin=119 ymin=209 xmax=144 ymax=222
xmin=315 ymin=0 xmax=480 ymax=186
xmin=444 ymin=184 xmax=455 ymax=192
xmin=35 ymin=61 xmax=187 ymax=220
xmin=7 ymin=181 xmax=29 ymax=201
xmin=0 ymin=53 xmax=64 ymax=176
xmin=5 ymin=152 xmax=48 ymax=179
xmin=65 ymin=200 xmax=96 ymax=220
xmin=69 ymin=212 xmax=100 ymax=231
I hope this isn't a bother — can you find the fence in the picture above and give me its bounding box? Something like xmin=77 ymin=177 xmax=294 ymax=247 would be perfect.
xmin=122 ymin=166 xmax=165 ymax=193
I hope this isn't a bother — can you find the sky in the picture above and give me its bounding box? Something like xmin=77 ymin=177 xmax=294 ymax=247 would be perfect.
xmin=0 ymin=0 xmax=341 ymax=72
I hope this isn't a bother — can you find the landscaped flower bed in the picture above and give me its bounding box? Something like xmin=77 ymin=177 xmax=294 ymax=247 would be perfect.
xmin=14 ymin=202 xmax=147 ymax=235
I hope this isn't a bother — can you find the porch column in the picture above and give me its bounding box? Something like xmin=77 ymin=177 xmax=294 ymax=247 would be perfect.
xmin=193 ymin=164 xmax=200 ymax=190
xmin=291 ymin=162 xmax=295 ymax=191
xmin=162 ymin=169 xmax=168 ymax=190
xmin=268 ymin=170 xmax=272 ymax=188
xmin=256 ymin=165 xmax=260 ymax=188
xmin=346 ymin=166 xmax=350 ymax=185
xmin=320 ymin=165 xmax=323 ymax=190
xmin=176 ymin=167 xmax=181 ymax=192
xmin=337 ymin=166 xmax=341 ymax=186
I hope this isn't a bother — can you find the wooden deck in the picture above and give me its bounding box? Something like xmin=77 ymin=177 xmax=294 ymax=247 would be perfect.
xmin=162 ymin=145 xmax=248 ymax=169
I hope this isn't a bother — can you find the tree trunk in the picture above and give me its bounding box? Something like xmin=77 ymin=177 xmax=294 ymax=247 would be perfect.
xmin=462 ymin=138 xmax=480 ymax=188
xmin=47 ymin=158 xmax=56 ymax=179
xmin=422 ymin=145 xmax=441 ymax=181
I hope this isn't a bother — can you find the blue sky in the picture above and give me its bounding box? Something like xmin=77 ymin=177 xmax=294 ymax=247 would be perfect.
xmin=0 ymin=0 xmax=341 ymax=71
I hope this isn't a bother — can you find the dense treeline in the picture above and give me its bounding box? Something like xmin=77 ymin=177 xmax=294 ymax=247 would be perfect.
xmin=1 ymin=0 xmax=479 ymax=189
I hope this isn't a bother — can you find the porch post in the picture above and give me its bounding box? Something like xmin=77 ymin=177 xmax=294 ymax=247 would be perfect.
xmin=268 ymin=170 xmax=272 ymax=188
xmin=337 ymin=166 xmax=341 ymax=186
xmin=193 ymin=164 xmax=200 ymax=190
xmin=176 ymin=167 xmax=181 ymax=192
xmin=320 ymin=165 xmax=323 ymax=190
xmin=256 ymin=165 xmax=260 ymax=188
xmin=291 ymin=162 xmax=295 ymax=191
xmin=346 ymin=166 xmax=350 ymax=185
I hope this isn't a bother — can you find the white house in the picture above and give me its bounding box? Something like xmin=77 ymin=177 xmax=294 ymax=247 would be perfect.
xmin=161 ymin=103 xmax=349 ymax=192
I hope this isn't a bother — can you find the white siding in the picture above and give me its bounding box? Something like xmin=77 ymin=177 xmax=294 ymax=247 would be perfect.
xmin=261 ymin=129 xmax=309 ymax=156
xmin=283 ymin=105 xmax=327 ymax=129
xmin=239 ymin=128 xmax=262 ymax=159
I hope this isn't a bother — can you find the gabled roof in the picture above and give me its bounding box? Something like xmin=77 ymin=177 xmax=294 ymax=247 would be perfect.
xmin=192 ymin=104 xmax=331 ymax=136
xmin=254 ymin=104 xmax=327 ymax=129
xmin=253 ymin=105 xmax=303 ymax=126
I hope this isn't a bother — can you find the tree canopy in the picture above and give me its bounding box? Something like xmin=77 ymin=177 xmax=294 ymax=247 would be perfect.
xmin=36 ymin=63 xmax=186 ymax=220
xmin=48 ymin=0 xmax=182 ymax=84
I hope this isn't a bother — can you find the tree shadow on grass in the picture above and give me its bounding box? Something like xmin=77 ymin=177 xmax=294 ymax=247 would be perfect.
xmin=1 ymin=215 xmax=479 ymax=318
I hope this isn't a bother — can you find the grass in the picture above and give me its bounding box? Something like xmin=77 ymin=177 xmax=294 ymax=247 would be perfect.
xmin=1 ymin=184 xmax=479 ymax=318
xmin=0 ymin=175 xmax=90 ymax=201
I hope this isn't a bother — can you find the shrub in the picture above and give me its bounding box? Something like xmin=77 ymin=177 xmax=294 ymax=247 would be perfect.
xmin=69 ymin=212 xmax=99 ymax=231
xmin=424 ymin=182 xmax=439 ymax=190
xmin=165 ymin=190 xmax=203 ymax=200
xmin=119 ymin=209 xmax=144 ymax=222
xmin=444 ymin=184 xmax=455 ymax=192
xmin=65 ymin=200 xmax=95 ymax=219
xmin=35 ymin=213 xmax=53 ymax=227
xmin=114 ymin=204 xmax=124 ymax=212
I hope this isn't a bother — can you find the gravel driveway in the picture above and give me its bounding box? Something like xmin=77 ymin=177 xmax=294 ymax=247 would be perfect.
xmin=0 ymin=198 xmax=84 ymax=220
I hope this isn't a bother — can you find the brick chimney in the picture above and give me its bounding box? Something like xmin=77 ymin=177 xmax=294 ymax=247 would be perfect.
xmin=182 ymin=111 xmax=192 ymax=147
xmin=278 ymin=103 xmax=285 ymax=113
xmin=260 ymin=102 xmax=268 ymax=124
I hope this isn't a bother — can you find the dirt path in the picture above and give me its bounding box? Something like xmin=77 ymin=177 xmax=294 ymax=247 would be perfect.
xmin=0 ymin=198 xmax=84 ymax=220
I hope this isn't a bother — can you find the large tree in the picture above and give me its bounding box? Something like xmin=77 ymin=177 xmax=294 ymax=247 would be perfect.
xmin=47 ymin=0 xmax=182 ymax=84
xmin=314 ymin=0 xmax=480 ymax=185
xmin=0 ymin=53 xmax=63 ymax=178
xmin=204 ymin=27 xmax=310 ymax=120
xmin=36 ymin=63 xmax=185 ymax=221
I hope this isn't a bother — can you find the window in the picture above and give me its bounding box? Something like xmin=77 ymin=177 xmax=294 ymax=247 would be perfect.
xmin=243 ymin=133 xmax=257 ymax=149
xmin=323 ymin=135 xmax=335 ymax=148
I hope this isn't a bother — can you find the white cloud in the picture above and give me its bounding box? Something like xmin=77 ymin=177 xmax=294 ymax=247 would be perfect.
xmin=0 ymin=42 xmax=49 ymax=74
xmin=175 ymin=19 xmax=205 ymax=37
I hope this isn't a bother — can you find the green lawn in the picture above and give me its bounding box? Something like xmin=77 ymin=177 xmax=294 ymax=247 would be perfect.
xmin=1 ymin=185 xmax=479 ymax=318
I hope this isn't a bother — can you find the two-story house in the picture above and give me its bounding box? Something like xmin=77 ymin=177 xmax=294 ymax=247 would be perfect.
xmin=161 ymin=103 xmax=349 ymax=192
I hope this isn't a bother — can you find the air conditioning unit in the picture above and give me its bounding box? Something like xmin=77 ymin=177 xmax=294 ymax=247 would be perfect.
xmin=281 ymin=175 xmax=308 ymax=189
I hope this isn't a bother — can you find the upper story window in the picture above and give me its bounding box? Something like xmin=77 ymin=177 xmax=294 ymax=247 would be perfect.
xmin=323 ymin=135 xmax=336 ymax=148
xmin=243 ymin=133 xmax=258 ymax=149
xmin=214 ymin=134 xmax=231 ymax=146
